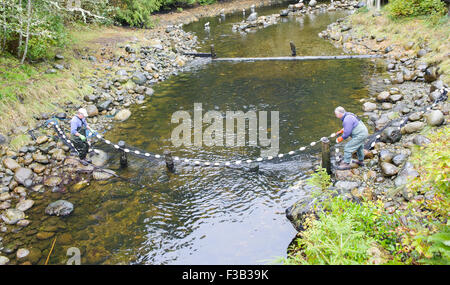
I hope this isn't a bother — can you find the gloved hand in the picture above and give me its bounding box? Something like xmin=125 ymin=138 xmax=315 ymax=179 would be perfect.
xmin=79 ymin=134 xmax=86 ymax=142
xmin=336 ymin=136 xmax=344 ymax=143
xmin=336 ymin=128 xmax=344 ymax=135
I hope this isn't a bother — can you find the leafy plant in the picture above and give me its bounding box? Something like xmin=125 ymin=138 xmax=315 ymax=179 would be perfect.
xmin=418 ymin=223 xmax=450 ymax=265
xmin=386 ymin=0 xmax=447 ymax=18
xmin=306 ymin=167 xmax=332 ymax=196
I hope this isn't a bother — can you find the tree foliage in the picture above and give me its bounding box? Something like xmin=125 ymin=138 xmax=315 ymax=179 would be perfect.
xmin=0 ymin=0 xmax=218 ymax=61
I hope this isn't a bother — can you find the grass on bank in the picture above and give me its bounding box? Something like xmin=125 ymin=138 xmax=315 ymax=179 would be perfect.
xmin=0 ymin=24 xmax=152 ymax=149
xmin=0 ymin=26 xmax=106 ymax=144
xmin=281 ymin=126 xmax=449 ymax=265
xmin=350 ymin=7 xmax=450 ymax=84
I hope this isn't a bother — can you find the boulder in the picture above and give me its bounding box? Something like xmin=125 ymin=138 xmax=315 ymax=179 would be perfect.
xmin=32 ymin=153 xmax=49 ymax=164
xmin=14 ymin=167 xmax=33 ymax=186
xmin=391 ymin=72 xmax=404 ymax=84
xmin=114 ymin=109 xmax=131 ymax=121
xmin=132 ymin=72 xmax=147 ymax=85
xmin=3 ymin=158 xmax=20 ymax=171
xmin=379 ymin=150 xmax=394 ymax=163
xmin=408 ymin=112 xmax=422 ymax=121
xmin=402 ymin=122 xmax=425 ymax=134
xmin=413 ymin=135 xmax=431 ymax=146
xmin=86 ymin=105 xmax=99 ymax=117
xmin=0 ymin=256 xmax=9 ymax=265
xmin=381 ymin=102 xmax=393 ymax=110
xmin=16 ymin=248 xmax=30 ymax=259
xmin=394 ymin=162 xmax=419 ymax=187
xmin=425 ymin=110 xmax=444 ymax=126
xmin=90 ymin=149 xmax=108 ymax=167
xmin=116 ymin=69 xmax=128 ymax=77
xmin=402 ymin=69 xmax=415 ymax=81
xmin=381 ymin=162 xmax=399 ymax=177
xmin=0 ymin=133 xmax=8 ymax=145
xmin=335 ymin=181 xmax=360 ymax=193
xmin=389 ymin=94 xmax=403 ymax=103
xmin=380 ymin=127 xmax=402 ymax=143
xmin=309 ymin=0 xmax=317 ymax=7
xmin=376 ymin=91 xmax=390 ymax=102
xmin=417 ymin=49 xmax=427 ymax=58
xmin=35 ymin=136 xmax=48 ymax=145
xmin=16 ymin=199 xmax=34 ymax=212
xmin=45 ymin=200 xmax=74 ymax=216
xmin=44 ymin=176 xmax=63 ymax=187
xmin=424 ymin=66 xmax=439 ymax=82
xmin=430 ymin=80 xmax=444 ymax=93
xmin=363 ymin=102 xmax=377 ymax=112
xmin=392 ymin=154 xmax=408 ymax=166
xmin=1 ymin=208 xmax=25 ymax=224
xmin=97 ymin=100 xmax=112 ymax=112
xmin=429 ymin=90 xmax=442 ymax=102
xmin=285 ymin=196 xmax=318 ymax=232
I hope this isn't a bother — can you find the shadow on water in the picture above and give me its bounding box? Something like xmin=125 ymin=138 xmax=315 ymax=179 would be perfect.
xmin=13 ymin=2 xmax=387 ymax=265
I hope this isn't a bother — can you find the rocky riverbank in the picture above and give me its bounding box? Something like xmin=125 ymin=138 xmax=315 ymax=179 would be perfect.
xmin=0 ymin=21 xmax=204 ymax=265
xmin=232 ymin=0 xmax=360 ymax=33
xmin=285 ymin=3 xmax=449 ymax=250
xmin=0 ymin=0 xmax=302 ymax=266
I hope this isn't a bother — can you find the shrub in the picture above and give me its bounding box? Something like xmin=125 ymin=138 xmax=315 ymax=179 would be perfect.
xmin=283 ymin=196 xmax=404 ymax=265
xmin=113 ymin=0 xmax=163 ymax=28
xmin=387 ymin=0 xmax=448 ymax=18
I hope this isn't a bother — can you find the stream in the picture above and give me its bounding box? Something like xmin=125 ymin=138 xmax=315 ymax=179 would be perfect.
xmin=14 ymin=1 xmax=386 ymax=264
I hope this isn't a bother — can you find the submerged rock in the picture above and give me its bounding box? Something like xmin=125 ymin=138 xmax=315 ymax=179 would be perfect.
xmin=45 ymin=200 xmax=74 ymax=216
xmin=0 ymin=256 xmax=9 ymax=265
xmin=114 ymin=109 xmax=132 ymax=121
xmin=1 ymin=208 xmax=25 ymax=224
xmin=89 ymin=150 xmax=108 ymax=167
xmin=16 ymin=248 xmax=30 ymax=259
xmin=16 ymin=199 xmax=34 ymax=212
xmin=93 ymin=169 xmax=116 ymax=181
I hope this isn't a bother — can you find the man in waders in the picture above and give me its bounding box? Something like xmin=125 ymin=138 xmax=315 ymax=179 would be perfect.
xmin=70 ymin=108 xmax=93 ymax=161
xmin=334 ymin=106 xmax=369 ymax=170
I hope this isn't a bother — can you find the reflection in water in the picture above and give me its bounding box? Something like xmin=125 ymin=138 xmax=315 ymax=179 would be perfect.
xmin=17 ymin=3 xmax=385 ymax=265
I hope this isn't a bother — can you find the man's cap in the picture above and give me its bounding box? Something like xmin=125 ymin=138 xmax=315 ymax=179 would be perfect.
xmin=78 ymin=108 xmax=88 ymax=117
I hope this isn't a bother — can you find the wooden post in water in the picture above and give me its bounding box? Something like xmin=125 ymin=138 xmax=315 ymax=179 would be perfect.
xmin=321 ymin=137 xmax=331 ymax=175
xmin=290 ymin=41 xmax=297 ymax=56
xmin=164 ymin=150 xmax=175 ymax=173
xmin=118 ymin=140 xmax=128 ymax=168
xmin=210 ymin=44 xmax=217 ymax=59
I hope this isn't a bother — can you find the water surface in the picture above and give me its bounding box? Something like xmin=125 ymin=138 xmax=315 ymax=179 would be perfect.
xmin=15 ymin=2 xmax=385 ymax=264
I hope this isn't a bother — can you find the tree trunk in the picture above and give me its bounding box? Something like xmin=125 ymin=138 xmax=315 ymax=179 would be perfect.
xmin=2 ymin=0 xmax=6 ymax=51
xmin=18 ymin=0 xmax=23 ymax=58
xmin=21 ymin=0 xmax=31 ymax=64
